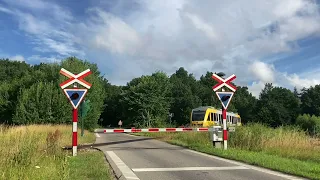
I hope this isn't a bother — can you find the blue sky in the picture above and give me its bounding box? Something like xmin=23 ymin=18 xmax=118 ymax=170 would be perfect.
xmin=0 ymin=0 xmax=320 ymax=97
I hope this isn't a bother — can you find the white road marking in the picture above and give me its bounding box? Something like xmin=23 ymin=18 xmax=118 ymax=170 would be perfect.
xmin=95 ymin=133 xmax=100 ymax=137
xmin=132 ymin=166 xmax=249 ymax=172
xmin=184 ymin=149 xmax=306 ymax=180
xmin=106 ymin=151 xmax=140 ymax=180
xmin=123 ymin=133 xmax=138 ymax=137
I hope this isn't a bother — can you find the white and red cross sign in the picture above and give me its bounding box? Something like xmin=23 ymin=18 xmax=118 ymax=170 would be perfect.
xmin=59 ymin=68 xmax=92 ymax=89
xmin=211 ymin=74 xmax=237 ymax=92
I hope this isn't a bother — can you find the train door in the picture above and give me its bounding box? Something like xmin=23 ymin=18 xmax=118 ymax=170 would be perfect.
xmin=204 ymin=111 xmax=213 ymax=127
xmin=213 ymin=113 xmax=219 ymax=126
xmin=203 ymin=111 xmax=209 ymax=127
xmin=217 ymin=112 xmax=222 ymax=126
xmin=209 ymin=112 xmax=214 ymax=126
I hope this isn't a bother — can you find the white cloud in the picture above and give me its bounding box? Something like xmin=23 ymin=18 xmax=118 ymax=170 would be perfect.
xmin=10 ymin=55 xmax=25 ymax=62
xmin=78 ymin=0 xmax=320 ymax=88
xmin=286 ymin=74 xmax=320 ymax=89
xmin=250 ymin=61 xmax=275 ymax=83
xmin=283 ymin=68 xmax=320 ymax=90
xmin=0 ymin=6 xmax=13 ymax=14
xmin=2 ymin=0 xmax=83 ymax=58
xmin=248 ymin=81 xmax=266 ymax=98
xmin=88 ymin=9 xmax=142 ymax=55
xmin=2 ymin=0 xmax=320 ymax=97
xmin=27 ymin=55 xmax=62 ymax=63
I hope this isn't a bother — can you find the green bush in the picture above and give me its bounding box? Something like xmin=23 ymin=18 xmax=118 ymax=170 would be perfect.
xmin=296 ymin=114 xmax=320 ymax=136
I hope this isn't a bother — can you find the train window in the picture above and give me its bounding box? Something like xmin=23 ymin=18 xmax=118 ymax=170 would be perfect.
xmin=210 ymin=113 xmax=214 ymax=121
xmin=217 ymin=114 xmax=221 ymax=125
xmin=192 ymin=111 xmax=205 ymax=121
xmin=232 ymin=117 xmax=237 ymax=124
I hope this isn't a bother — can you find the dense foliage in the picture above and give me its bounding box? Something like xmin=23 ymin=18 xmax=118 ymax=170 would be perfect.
xmin=0 ymin=57 xmax=107 ymax=130
xmin=1 ymin=57 xmax=320 ymax=135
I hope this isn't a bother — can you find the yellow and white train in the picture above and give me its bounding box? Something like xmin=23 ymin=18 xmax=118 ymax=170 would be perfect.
xmin=190 ymin=106 xmax=242 ymax=127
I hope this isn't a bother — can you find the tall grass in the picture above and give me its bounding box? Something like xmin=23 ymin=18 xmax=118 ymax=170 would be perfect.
xmin=0 ymin=124 xmax=96 ymax=180
xmin=229 ymin=123 xmax=320 ymax=162
xmin=137 ymin=123 xmax=320 ymax=163
xmin=133 ymin=123 xmax=320 ymax=179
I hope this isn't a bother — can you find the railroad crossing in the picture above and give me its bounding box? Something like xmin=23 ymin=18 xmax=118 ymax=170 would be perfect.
xmin=93 ymin=131 xmax=306 ymax=180
xmin=56 ymin=69 xmax=305 ymax=180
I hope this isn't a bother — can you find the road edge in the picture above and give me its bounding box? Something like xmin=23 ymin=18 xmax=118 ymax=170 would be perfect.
xmin=92 ymin=134 xmax=126 ymax=180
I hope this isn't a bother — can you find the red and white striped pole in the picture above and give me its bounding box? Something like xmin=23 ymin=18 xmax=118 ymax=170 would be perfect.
xmin=222 ymin=108 xmax=227 ymax=150
xmin=222 ymin=87 xmax=228 ymax=150
xmin=72 ymin=82 xmax=78 ymax=156
xmin=72 ymin=108 xmax=78 ymax=156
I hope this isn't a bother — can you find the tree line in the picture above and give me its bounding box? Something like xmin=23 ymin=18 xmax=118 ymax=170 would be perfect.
xmin=0 ymin=57 xmax=319 ymax=134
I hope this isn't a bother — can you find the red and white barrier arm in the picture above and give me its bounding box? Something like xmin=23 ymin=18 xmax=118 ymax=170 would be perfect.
xmin=102 ymin=127 xmax=210 ymax=133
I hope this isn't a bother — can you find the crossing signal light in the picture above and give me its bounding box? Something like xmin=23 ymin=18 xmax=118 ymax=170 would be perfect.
xmin=221 ymin=95 xmax=230 ymax=101
xmin=70 ymin=92 xmax=79 ymax=100
xmin=216 ymin=92 xmax=234 ymax=109
xmin=63 ymin=89 xmax=88 ymax=109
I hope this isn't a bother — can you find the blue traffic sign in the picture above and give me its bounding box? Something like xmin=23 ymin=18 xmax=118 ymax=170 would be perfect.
xmin=63 ymin=89 xmax=88 ymax=109
xmin=216 ymin=91 xmax=234 ymax=109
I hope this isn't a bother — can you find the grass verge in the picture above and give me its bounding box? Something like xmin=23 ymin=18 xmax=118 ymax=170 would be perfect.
xmin=68 ymin=149 xmax=112 ymax=180
xmin=0 ymin=124 xmax=112 ymax=180
xmin=132 ymin=123 xmax=320 ymax=180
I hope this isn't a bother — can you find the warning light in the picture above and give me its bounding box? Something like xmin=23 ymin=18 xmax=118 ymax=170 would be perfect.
xmin=70 ymin=93 xmax=79 ymax=100
xmin=221 ymin=95 xmax=230 ymax=101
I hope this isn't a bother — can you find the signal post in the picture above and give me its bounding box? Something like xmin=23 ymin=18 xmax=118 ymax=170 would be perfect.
xmin=60 ymin=68 xmax=92 ymax=156
xmin=212 ymin=73 xmax=237 ymax=150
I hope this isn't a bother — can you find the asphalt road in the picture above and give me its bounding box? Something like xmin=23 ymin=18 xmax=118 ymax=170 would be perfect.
xmin=94 ymin=131 xmax=307 ymax=180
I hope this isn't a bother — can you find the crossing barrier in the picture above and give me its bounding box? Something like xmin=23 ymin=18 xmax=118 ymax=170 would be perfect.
xmin=95 ymin=127 xmax=212 ymax=133
xmin=94 ymin=126 xmax=227 ymax=149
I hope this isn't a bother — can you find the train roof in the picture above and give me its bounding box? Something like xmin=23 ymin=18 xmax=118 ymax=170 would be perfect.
xmin=192 ymin=106 xmax=239 ymax=116
xmin=192 ymin=106 xmax=215 ymax=111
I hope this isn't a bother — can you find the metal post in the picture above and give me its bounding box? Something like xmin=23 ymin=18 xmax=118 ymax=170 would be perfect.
xmin=222 ymin=108 xmax=227 ymax=150
xmin=72 ymin=108 xmax=78 ymax=156
xmin=73 ymin=82 xmax=78 ymax=156
xmin=60 ymin=69 xmax=92 ymax=157
xmin=221 ymin=87 xmax=227 ymax=150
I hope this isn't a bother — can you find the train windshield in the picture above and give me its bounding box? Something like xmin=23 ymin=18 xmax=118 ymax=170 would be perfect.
xmin=192 ymin=111 xmax=205 ymax=121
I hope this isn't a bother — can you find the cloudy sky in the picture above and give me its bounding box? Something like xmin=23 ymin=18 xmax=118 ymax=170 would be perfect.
xmin=0 ymin=0 xmax=320 ymax=97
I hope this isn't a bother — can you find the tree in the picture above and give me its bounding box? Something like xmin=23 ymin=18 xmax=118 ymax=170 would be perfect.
xmin=120 ymin=72 xmax=172 ymax=128
xmin=233 ymin=86 xmax=257 ymax=124
xmin=3 ymin=57 xmax=320 ymax=131
xmin=3 ymin=57 xmax=106 ymax=129
xmin=254 ymin=83 xmax=300 ymax=127
xmin=169 ymin=68 xmax=201 ymax=125
xmin=100 ymin=84 xmax=124 ymax=127
xmin=300 ymin=85 xmax=320 ymax=116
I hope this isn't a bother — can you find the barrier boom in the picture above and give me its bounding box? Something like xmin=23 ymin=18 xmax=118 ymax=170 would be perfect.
xmin=98 ymin=127 xmax=212 ymax=133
